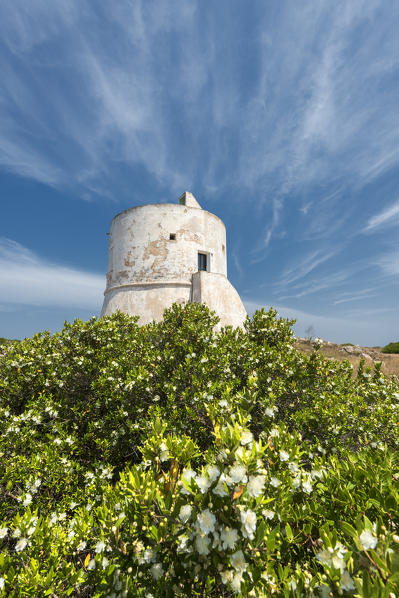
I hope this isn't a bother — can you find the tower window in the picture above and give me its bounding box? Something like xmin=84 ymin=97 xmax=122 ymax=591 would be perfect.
xmin=198 ymin=252 xmax=208 ymax=271
xmin=169 ymin=233 xmax=176 ymax=240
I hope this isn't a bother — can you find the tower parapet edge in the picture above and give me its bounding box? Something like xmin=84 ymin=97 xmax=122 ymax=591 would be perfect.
xmin=101 ymin=193 xmax=247 ymax=327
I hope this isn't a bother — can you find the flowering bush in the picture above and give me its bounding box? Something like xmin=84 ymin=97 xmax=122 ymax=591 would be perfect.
xmin=0 ymin=303 xmax=399 ymax=596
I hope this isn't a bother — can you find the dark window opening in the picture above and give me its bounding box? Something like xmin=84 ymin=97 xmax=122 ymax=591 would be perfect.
xmin=169 ymin=233 xmax=176 ymax=240
xmin=198 ymin=252 xmax=208 ymax=271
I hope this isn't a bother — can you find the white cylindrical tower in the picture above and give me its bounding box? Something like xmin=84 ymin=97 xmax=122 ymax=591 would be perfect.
xmin=101 ymin=192 xmax=247 ymax=327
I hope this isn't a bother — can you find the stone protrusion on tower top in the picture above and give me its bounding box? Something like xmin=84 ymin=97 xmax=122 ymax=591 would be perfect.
xmin=178 ymin=191 xmax=201 ymax=209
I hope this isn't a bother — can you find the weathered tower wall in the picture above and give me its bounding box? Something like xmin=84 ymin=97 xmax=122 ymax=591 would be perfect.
xmin=101 ymin=194 xmax=247 ymax=327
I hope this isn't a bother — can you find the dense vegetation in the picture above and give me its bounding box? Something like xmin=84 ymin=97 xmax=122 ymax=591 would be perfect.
xmin=0 ymin=304 xmax=399 ymax=597
xmin=0 ymin=337 xmax=19 ymax=347
xmin=382 ymin=342 xmax=399 ymax=354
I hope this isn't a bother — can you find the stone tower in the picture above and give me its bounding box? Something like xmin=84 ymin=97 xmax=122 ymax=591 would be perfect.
xmin=101 ymin=192 xmax=247 ymax=327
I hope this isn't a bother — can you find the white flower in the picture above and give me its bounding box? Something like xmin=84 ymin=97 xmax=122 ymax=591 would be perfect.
xmin=292 ymin=475 xmax=301 ymax=489
xmin=141 ymin=549 xmax=154 ymax=563
xmin=15 ymin=538 xmax=28 ymax=552
xmin=180 ymin=469 xmax=196 ymax=494
xmin=178 ymin=505 xmax=192 ymax=523
xmin=207 ymin=465 xmax=220 ymax=482
xmin=262 ymin=509 xmax=275 ymax=520
xmin=220 ymin=527 xmax=239 ymax=550
xmin=279 ymin=450 xmax=289 ymax=462
xmin=265 ymin=407 xmax=276 ymax=417
xmin=213 ymin=475 xmax=228 ymax=497
xmin=240 ymin=430 xmax=253 ymax=445
xmin=334 ymin=542 xmax=346 ymax=559
xmin=159 ymin=442 xmax=168 ymax=462
xmin=247 ymin=475 xmax=266 ymax=498
xmin=235 ymin=446 xmax=244 ymax=459
xmin=23 ymin=493 xmax=32 ymax=507
xmin=177 ymin=535 xmax=189 ymax=553
xmin=230 ymin=550 xmax=247 ymax=571
xmin=331 ymin=554 xmax=346 ymax=572
xmin=102 ymin=557 xmax=109 ymax=568
xmin=270 ymin=428 xmax=279 ymax=438
xmin=360 ymin=529 xmax=377 ymax=551
xmin=319 ymin=542 xmax=346 ymax=572
xmin=195 ymin=534 xmax=210 ymax=555
xmin=0 ymin=528 xmax=8 ymax=539
xmin=270 ymin=476 xmax=281 ymax=488
xmin=0 ymin=577 xmax=4 ymax=590
xmin=95 ymin=540 xmax=106 ymax=553
xmin=212 ymin=531 xmax=221 ymax=549
xmin=197 ymin=509 xmax=216 ymax=535
xmin=196 ymin=474 xmax=211 ymax=494
xmin=220 ymin=569 xmax=233 ymax=584
xmin=340 ymin=571 xmax=355 ymax=591
xmin=88 ymin=559 xmax=96 ymax=570
xmin=150 ymin=563 xmax=164 ymax=580
xmin=288 ymin=461 xmax=299 ymax=472
xmin=231 ymin=572 xmax=243 ymax=592
xmin=240 ymin=509 xmax=257 ymax=540
xmin=316 ymin=549 xmax=332 ymax=566
xmin=217 ymin=449 xmax=228 ymax=462
xmin=302 ymin=478 xmax=313 ymax=494
xmin=77 ymin=541 xmax=86 ymax=551
xmin=228 ymin=465 xmax=247 ymax=485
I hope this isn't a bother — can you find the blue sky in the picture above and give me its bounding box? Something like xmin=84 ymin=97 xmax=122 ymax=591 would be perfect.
xmin=1 ymin=0 xmax=399 ymax=345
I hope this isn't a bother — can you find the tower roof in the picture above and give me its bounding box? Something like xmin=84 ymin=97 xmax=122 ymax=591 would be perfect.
xmin=178 ymin=191 xmax=201 ymax=209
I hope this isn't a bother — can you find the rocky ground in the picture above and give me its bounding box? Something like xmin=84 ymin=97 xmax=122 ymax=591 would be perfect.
xmin=295 ymin=338 xmax=399 ymax=380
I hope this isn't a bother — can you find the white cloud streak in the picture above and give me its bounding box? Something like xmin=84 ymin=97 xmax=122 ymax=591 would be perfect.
xmin=0 ymin=239 xmax=104 ymax=310
xmin=376 ymin=249 xmax=399 ymax=276
xmin=364 ymin=200 xmax=399 ymax=232
xmin=277 ymin=249 xmax=339 ymax=288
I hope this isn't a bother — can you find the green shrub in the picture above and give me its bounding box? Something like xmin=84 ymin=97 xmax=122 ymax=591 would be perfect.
xmin=0 ymin=303 xmax=399 ymax=596
xmin=382 ymin=342 xmax=399 ymax=354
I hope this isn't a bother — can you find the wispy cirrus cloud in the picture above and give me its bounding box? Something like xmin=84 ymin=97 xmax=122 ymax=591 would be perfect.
xmin=376 ymin=249 xmax=399 ymax=276
xmin=276 ymin=249 xmax=339 ymax=288
xmin=0 ymin=238 xmax=104 ymax=310
xmin=275 ymin=270 xmax=351 ymax=301
xmin=333 ymin=289 xmax=378 ymax=305
xmin=364 ymin=199 xmax=399 ymax=232
xmin=1 ymin=0 xmax=399 ymax=211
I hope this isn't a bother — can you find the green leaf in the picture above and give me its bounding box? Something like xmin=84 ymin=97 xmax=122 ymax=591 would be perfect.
xmin=285 ymin=523 xmax=293 ymax=542
xmin=266 ymin=526 xmax=279 ymax=552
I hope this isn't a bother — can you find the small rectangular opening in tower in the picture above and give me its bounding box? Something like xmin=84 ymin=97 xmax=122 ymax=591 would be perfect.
xmin=169 ymin=233 xmax=176 ymax=240
xmin=198 ymin=252 xmax=208 ymax=271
